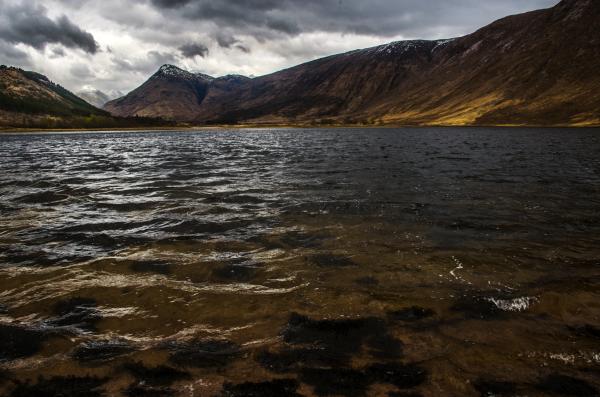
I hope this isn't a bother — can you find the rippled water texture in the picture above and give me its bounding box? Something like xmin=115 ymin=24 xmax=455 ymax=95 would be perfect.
xmin=1 ymin=128 xmax=600 ymax=396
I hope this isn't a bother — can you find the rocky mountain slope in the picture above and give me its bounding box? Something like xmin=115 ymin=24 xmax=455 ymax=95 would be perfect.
xmin=103 ymin=65 xmax=214 ymax=122
xmin=0 ymin=66 xmax=107 ymax=124
xmin=0 ymin=66 xmax=170 ymax=129
xmin=105 ymin=0 xmax=600 ymax=127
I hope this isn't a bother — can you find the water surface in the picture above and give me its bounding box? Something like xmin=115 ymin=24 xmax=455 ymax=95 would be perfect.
xmin=1 ymin=128 xmax=599 ymax=396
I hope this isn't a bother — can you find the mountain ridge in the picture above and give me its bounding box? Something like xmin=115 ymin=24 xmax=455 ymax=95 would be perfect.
xmin=103 ymin=0 xmax=600 ymax=127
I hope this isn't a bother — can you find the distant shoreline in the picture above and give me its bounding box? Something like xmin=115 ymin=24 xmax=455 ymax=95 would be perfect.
xmin=2 ymin=123 xmax=600 ymax=134
xmin=0 ymin=126 xmax=221 ymax=134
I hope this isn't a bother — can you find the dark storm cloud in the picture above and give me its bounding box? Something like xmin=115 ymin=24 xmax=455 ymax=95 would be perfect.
xmin=214 ymin=33 xmax=251 ymax=52
xmin=215 ymin=33 xmax=238 ymax=49
xmin=0 ymin=2 xmax=98 ymax=53
xmin=0 ymin=40 xmax=30 ymax=63
xmin=146 ymin=0 xmax=557 ymax=38
xmin=112 ymin=50 xmax=178 ymax=75
xmin=50 ymin=47 xmax=66 ymax=58
xmin=151 ymin=0 xmax=191 ymax=8
xmin=179 ymin=42 xmax=209 ymax=58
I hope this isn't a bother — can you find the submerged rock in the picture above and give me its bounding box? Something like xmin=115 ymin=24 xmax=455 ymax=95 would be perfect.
xmin=300 ymin=368 xmax=371 ymax=397
xmin=130 ymin=261 xmax=172 ymax=275
xmin=10 ymin=376 xmax=106 ymax=397
xmin=367 ymin=363 xmax=428 ymax=389
xmin=257 ymin=347 xmax=345 ymax=373
xmin=257 ymin=313 xmax=427 ymax=395
xmin=279 ymin=231 xmax=327 ymax=248
xmin=568 ymin=324 xmax=600 ymax=339
xmin=123 ymin=362 xmax=190 ymax=386
xmin=124 ymin=385 xmax=176 ymax=397
xmin=297 ymin=363 xmax=428 ymax=396
xmin=0 ymin=369 xmax=11 ymax=384
xmin=536 ymin=374 xmax=598 ymax=396
xmin=354 ymin=276 xmax=379 ymax=287
xmin=221 ymin=379 xmax=301 ymax=397
xmin=212 ymin=263 xmax=258 ymax=282
xmin=258 ymin=312 xmax=410 ymax=393
xmin=308 ymin=254 xmax=358 ymax=268
xmin=387 ymin=307 xmax=435 ymax=322
xmin=282 ymin=313 xmax=403 ymax=363
xmin=387 ymin=392 xmax=424 ymax=397
xmin=473 ymin=379 xmax=517 ymax=396
xmin=167 ymin=339 xmax=241 ymax=368
xmin=450 ymin=296 xmax=504 ymax=320
xmin=48 ymin=297 xmax=101 ymax=333
xmin=0 ymin=323 xmax=48 ymax=361
xmin=72 ymin=340 xmax=135 ymax=362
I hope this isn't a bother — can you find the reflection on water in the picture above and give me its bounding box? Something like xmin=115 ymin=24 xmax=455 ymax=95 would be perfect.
xmin=1 ymin=128 xmax=600 ymax=396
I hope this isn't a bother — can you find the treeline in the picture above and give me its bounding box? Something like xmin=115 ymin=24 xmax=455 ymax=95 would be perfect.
xmin=1 ymin=65 xmax=174 ymax=129
xmin=1 ymin=113 xmax=175 ymax=130
xmin=0 ymin=90 xmax=105 ymax=117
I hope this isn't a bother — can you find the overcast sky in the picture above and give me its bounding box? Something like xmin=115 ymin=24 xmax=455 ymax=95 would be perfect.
xmin=0 ymin=0 xmax=557 ymax=98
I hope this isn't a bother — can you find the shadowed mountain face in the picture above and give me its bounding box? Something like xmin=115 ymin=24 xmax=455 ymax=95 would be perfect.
xmin=105 ymin=0 xmax=600 ymax=127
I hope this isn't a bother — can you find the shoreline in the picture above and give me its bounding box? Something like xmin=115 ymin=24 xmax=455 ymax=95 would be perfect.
xmin=1 ymin=123 xmax=600 ymax=134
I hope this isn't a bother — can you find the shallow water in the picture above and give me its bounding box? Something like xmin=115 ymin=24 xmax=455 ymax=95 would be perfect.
xmin=0 ymin=127 xmax=599 ymax=396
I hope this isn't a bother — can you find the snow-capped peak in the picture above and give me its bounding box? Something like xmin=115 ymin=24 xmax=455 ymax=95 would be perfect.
xmin=375 ymin=40 xmax=424 ymax=55
xmin=154 ymin=65 xmax=214 ymax=81
xmin=432 ymin=38 xmax=455 ymax=52
xmin=368 ymin=38 xmax=456 ymax=57
xmin=157 ymin=64 xmax=189 ymax=77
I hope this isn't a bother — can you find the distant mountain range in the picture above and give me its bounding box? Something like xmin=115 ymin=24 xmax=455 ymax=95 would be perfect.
xmin=76 ymin=88 xmax=120 ymax=109
xmin=2 ymin=0 xmax=599 ymax=129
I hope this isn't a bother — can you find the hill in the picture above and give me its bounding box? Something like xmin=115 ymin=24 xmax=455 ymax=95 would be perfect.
xmin=0 ymin=66 xmax=170 ymax=129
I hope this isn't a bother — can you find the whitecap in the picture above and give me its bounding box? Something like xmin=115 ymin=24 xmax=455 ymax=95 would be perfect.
xmin=487 ymin=296 xmax=538 ymax=312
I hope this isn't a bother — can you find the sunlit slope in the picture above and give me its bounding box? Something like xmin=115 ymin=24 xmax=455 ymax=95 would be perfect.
xmin=194 ymin=0 xmax=600 ymax=126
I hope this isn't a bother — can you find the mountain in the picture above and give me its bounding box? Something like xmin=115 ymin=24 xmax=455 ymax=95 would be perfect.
xmin=0 ymin=65 xmax=109 ymax=126
xmin=0 ymin=66 xmax=171 ymax=129
xmin=105 ymin=0 xmax=600 ymax=127
xmin=76 ymin=88 xmax=116 ymax=108
xmin=103 ymin=65 xmax=215 ymax=122
xmin=195 ymin=0 xmax=600 ymax=127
